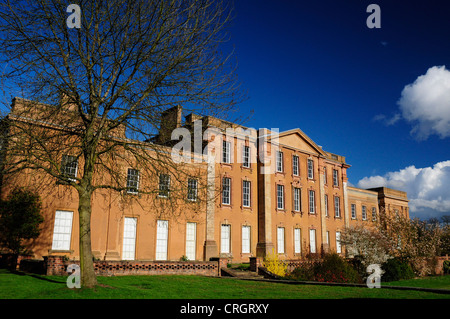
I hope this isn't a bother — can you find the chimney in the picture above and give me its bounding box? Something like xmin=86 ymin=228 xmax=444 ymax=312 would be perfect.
xmin=158 ymin=105 xmax=182 ymax=144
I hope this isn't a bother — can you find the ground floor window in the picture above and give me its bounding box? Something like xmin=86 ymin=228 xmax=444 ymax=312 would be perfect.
xmin=221 ymin=224 xmax=231 ymax=254
xmin=51 ymin=210 xmax=73 ymax=251
xmin=185 ymin=222 xmax=197 ymax=260
xmin=242 ymin=226 xmax=251 ymax=254
xmin=156 ymin=220 xmax=168 ymax=260
xmin=309 ymin=229 xmax=316 ymax=253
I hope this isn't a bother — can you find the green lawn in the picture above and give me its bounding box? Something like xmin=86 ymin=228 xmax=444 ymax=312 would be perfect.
xmin=0 ymin=269 xmax=449 ymax=299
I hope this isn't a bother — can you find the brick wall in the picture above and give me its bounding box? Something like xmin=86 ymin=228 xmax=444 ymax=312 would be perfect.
xmin=43 ymin=256 xmax=225 ymax=277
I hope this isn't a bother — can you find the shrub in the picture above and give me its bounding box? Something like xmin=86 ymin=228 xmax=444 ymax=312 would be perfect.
xmin=381 ymin=258 xmax=415 ymax=282
xmin=263 ymin=249 xmax=287 ymax=277
xmin=443 ymin=260 xmax=450 ymax=275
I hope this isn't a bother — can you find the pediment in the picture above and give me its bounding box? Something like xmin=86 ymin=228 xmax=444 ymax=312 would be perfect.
xmin=277 ymin=129 xmax=326 ymax=156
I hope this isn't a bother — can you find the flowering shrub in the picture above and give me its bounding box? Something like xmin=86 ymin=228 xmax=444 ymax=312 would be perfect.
xmin=263 ymin=249 xmax=287 ymax=277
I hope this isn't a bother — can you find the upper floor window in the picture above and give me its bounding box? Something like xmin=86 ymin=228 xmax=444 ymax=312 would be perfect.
xmin=324 ymin=167 xmax=327 ymax=184
xmin=334 ymin=196 xmax=340 ymax=218
xmin=61 ymin=155 xmax=78 ymax=181
xmin=333 ymin=169 xmax=339 ymax=186
xmin=362 ymin=206 xmax=367 ymax=220
xmin=222 ymin=177 xmax=231 ymax=205
xmin=242 ymin=145 xmax=250 ymax=168
xmin=293 ymin=187 xmax=301 ymax=212
xmin=277 ymin=184 xmax=284 ymax=210
xmin=276 ymin=151 xmax=283 ymax=172
xmin=187 ymin=178 xmax=198 ymax=201
xmin=242 ymin=180 xmax=251 ymax=207
xmin=159 ymin=174 xmax=170 ymax=198
xmin=351 ymin=204 xmax=356 ymax=219
xmin=222 ymin=140 xmax=231 ymax=164
xmin=292 ymin=155 xmax=299 ymax=176
xmin=126 ymin=168 xmax=140 ymax=194
xmin=372 ymin=207 xmax=377 ymax=221
xmin=309 ymin=190 xmax=315 ymax=214
xmin=307 ymin=159 xmax=314 ymax=179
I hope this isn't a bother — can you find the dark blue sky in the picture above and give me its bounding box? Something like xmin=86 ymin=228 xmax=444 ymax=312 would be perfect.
xmin=227 ymin=0 xmax=450 ymax=183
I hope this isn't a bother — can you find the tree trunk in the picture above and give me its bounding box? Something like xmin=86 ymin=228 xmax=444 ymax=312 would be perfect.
xmin=78 ymin=188 xmax=97 ymax=288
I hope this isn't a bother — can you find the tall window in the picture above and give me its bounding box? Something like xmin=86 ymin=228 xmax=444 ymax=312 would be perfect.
xmin=333 ymin=169 xmax=339 ymax=186
xmin=61 ymin=155 xmax=78 ymax=181
xmin=52 ymin=210 xmax=73 ymax=251
xmin=351 ymin=204 xmax=356 ymax=219
xmin=324 ymin=194 xmax=329 ymax=216
xmin=242 ymin=145 xmax=250 ymax=168
xmin=122 ymin=217 xmax=137 ymax=260
xmin=158 ymin=174 xmax=170 ymax=197
xmin=277 ymin=227 xmax=285 ymax=254
xmin=293 ymin=187 xmax=301 ymax=212
xmin=277 ymin=185 xmax=284 ymax=210
xmin=324 ymin=167 xmax=327 ymax=184
xmin=187 ymin=178 xmax=198 ymax=201
xmin=222 ymin=140 xmax=231 ymax=163
xmin=294 ymin=228 xmax=301 ymax=254
xmin=309 ymin=229 xmax=316 ymax=253
xmin=292 ymin=155 xmax=299 ymax=176
xmin=242 ymin=226 xmax=251 ymax=254
xmin=334 ymin=196 xmax=340 ymax=217
xmin=276 ymin=151 xmax=283 ymax=172
xmin=242 ymin=180 xmax=251 ymax=207
xmin=156 ymin=220 xmax=168 ymax=260
xmin=372 ymin=207 xmax=377 ymax=221
xmin=186 ymin=222 xmax=197 ymax=260
xmin=362 ymin=206 xmax=367 ymax=220
xmin=221 ymin=224 xmax=231 ymax=254
xmin=222 ymin=177 xmax=231 ymax=205
xmin=336 ymin=231 xmax=342 ymax=253
xmin=307 ymin=159 xmax=314 ymax=179
xmin=308 ymin=190 xmax=315 ymax=214
xmin=127 ymin=168 xmax=140 ymax=194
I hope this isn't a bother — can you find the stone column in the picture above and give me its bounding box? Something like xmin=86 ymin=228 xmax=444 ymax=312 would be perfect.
xmin=318 ymin=158 xmax=329 ymax=253
xmin=204 ymin=152 xmax=218 ymax=260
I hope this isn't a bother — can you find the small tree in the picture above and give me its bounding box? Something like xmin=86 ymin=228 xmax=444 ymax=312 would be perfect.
xmin=0 ymin=188 xmax=44 ymax=258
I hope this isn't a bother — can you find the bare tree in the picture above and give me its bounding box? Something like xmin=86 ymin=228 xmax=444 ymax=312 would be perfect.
xmin=0 ymin=0 xmax=243 ymax=287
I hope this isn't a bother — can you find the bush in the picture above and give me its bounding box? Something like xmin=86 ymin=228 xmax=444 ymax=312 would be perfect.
xmin=288 ymin=253 xmax=362 ymax=284
xmin=443 ymin=260 xmax=450 ymax=275
xmin=263 ymin=250 xmax=287 ymax=277
xmin=381 ymin=258 xmax=415 ymax=282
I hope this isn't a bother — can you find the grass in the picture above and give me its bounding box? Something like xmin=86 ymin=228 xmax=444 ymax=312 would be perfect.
xmin=0 ymin=269 xmax=449 ymax=299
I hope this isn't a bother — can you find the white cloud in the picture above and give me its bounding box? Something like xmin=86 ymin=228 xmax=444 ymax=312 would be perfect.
xmin=397 ymin=65 xmax=450 ymax=140
xmin=357 ymin=160 xmax=450 ymax=220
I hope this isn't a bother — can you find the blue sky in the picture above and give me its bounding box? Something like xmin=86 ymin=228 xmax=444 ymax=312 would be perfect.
xmin=226 ymin=0 xmax=450 ymax=220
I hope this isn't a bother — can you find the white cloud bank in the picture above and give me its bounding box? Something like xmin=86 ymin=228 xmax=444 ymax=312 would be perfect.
xmin=397 ymin=65 xmax=450 ymax=140
xmin=357 ymin=160 xmax=450 ymax=220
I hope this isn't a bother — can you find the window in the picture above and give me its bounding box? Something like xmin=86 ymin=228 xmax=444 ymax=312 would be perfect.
xmin=61 ymin=155 xmax=78 ymax=181
xmin=242 ymin=145 xmax=250 ymax=168
xmin=351 ymin=204 xmax=356 ymax=219
xmin=276 ymin=151 xmax=283 ymax=172
xmin=362 ymin=206 xmax=367 ymax=220
xmin=308 ymin=190 xmax=315 ymax=214
xmin=159 ymin=174 xmax=170 ymax=197
xmin=293 ymin=187 xmax=301 ymax=212
xmin=126 ymin=168 xmax=140 ymax=194
xmin=372 ymin=207 xmax=377 ymax=221
xmin=242 ymin=180 xmax=251 ymax=207
xmin=122 ymin=217 xmax=137 ymax=260
xmin=186 ymin=222 xmax=197 ymax=260
xmin=336 ymin=231 xmax=342 ymax=253
xmin=242 ymin=226 xmax=251 ymax=254
xmin=277 ymin=185 xmax=284 ymax=210
xmin=333 ymin=169 xmax=339 ymax=186
xmin=326 ymin=231 xmax=330 ymax=246
xmin=324 ymin=194 xmax=329 ymax=216
xmin=187 ymin=178 xmax=198 ymax=201
xmin=334 ymin=196 xmax=340 ymax=217
xmin=309 ymin=229 xmax=316 ymax=253
xmin=294 ymin=228 xmax=301 ymax=254
xmin=307 ymin=159 xmax=314 ymax=179
xmin=292 ymin=155 xmax=299 ymax=176
xmin=52 ymin=210 xmax=73 ymax=251
xmin=156 ymin=220 xmax=168 ymax=260
xmin=222 ymin=140 xmax=231 ymax=163
xmin=324 ymin=167 xmax=327 ymax=184
xmin=222 ymin=177 xmax=231 ymax=205
xmin=221 ymin=224 xmax=231 ymax=254
xmin=277 ymin=227 xmax=285 ymax=254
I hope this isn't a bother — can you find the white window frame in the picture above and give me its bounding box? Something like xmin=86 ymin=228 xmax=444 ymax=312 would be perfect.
xmin=294 ymin=228 xmax=301 ymax=254
xmin=307 ymin=159 xmax=314 ymax=179
xmin=277 ymin=227 xmax=285 ymax=254
xmin=309 ymin=190 xmax=315 ymax=214
xmin=336 ymin=231 xmax=342 ymax=253
xmin=293 ymin=187 xmax=301 ymax=212
xmin=309 ymin=229 xmax=316 ymax=253
xmin=187 ymin=178 xmax=198 ymax=201
xmin=242 ymin=145 xmax=250 ymax=168
xmin=51 ymin=210 xmax=73 ymax=251
xmin=334 ymin=196 xmax=340 ymax=218
xmin=158 ymin=173 xmax=170 ymax=198
xmin=242 ymin=180 xmax=251 ymax=207
xmin=221 ymin=224 xmax=231 ymax=254
xmin=292 ymin=155 xmax=299 ymax=176
xmin=126 ymin=168 xmax=140 ymax=194
xmin=241 ymin=226 xmax=251 ymax=254
xmin=372 ymin=207 xmax=377 ymax=221
xmin=222 ymin=140 xmax=231 ymax=164
xmin=222 ymin=177 xmax=231 ymax=205
xmin=351 ymin=204 xmax=356 ymax=219
xmin=362 ymin=206 xmax=367 ymax=220
xmin=186 ymin=222 xmax=197 ymax=260
xmin=122 ymin=217 xmax=137 ymax=260
xmin=156 ymin=220 xmax=169 ymax=260
xmin=61 ymin=155 xmax=78 ymax=181
xmin=324 ymin=194 xmax=329 ymax=216
xmin=277 ymin=184 xmax=284 ymax=210
xmin=276 ymin=151 xmax=283 ymax=173
xmin=333 ymin=169 xmax=339 ymax=186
